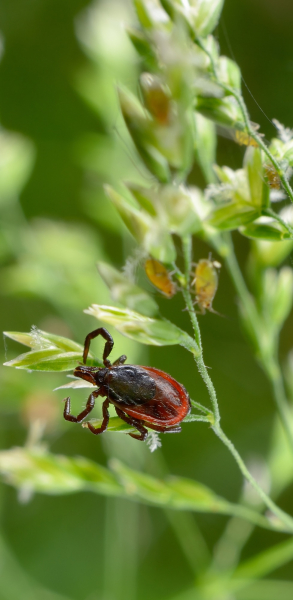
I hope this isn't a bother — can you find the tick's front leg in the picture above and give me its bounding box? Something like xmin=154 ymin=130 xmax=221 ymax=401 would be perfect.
xmin=63 ymin=389 xmax=103 ymax=424
xmin=83 ymin=328 xmax=114 ymax=366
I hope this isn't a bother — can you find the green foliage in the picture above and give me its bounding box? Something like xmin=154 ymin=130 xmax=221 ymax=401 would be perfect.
xmin=2 ymin=0 xmax=293 ymax=598
xmin=0 ymin=447 xmax=283 ymax=532
xmin=85 ymin=305 xmax=199 ymax=354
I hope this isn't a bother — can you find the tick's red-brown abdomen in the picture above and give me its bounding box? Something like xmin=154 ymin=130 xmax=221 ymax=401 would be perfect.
xmin=111 ymin=366 xmax=191 ymax=427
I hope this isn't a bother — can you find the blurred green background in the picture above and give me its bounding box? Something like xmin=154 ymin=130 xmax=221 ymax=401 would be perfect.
xmin=1 ymin=0 xmax=293 ymax=599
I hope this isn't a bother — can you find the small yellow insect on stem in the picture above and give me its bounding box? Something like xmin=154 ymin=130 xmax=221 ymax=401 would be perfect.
xmin=192 ymin=257 xmax=221 ymax=314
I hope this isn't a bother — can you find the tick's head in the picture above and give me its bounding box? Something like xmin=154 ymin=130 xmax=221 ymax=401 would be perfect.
xmin=94 ymin=368 xmax=109 ymax=385
xmin=74 ymin=364 xmax=101 ymax=386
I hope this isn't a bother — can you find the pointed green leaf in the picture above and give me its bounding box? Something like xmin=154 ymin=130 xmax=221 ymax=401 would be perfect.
xmin=84 ymin=304 xmax=199 ymax=355
xmin=4 ymin=349 xmax=86 ymax=372
xmin=253 ymin=239 xmax=293 ymax=268
xmin=240 ymin=217 xmax=292 ymax=241
xmin=4 ymin=329 xmax=85 ymax=353
xmin=110 ymin=461 xmax=279 ymax=530
xmin=4 ymin=331 xmax=36 ymax=349
xmin=0 ymin=449 xmax=283 ymax=530
xmin=117 ymin=86 xmax=171 ymax=182
xmin=105 ymin=185 xmax=151 ymax=243
xmin=196 ymin=96 xmax=244 ymax=129
xmin=126 ymin=183 xmax=157 ymax=216
xmin=54 ymin=379 xmax=93 ymax=391
xmin=127 ymin=27 xmax=158 ymax=71
xmin=244 ymin=146 xmax=263 ymax=208
xmin=195 ymin=0 xmax=225 ymax=37
xmin=218 ymin=56 xmax=241 ymax=91
xmin=105 ymin=185 xmax=176 ymax=262
xmin=264 ymin=267 xmax=293 ymax=328
xmin=207 ymin=203 xmax=259 ymax=230
xmin=161 ymin=0 xmax=224 ymax=37
xmin=194 ymin=112 xmax=217 ymax=183
xmin=134 ymin=0 xmax=169 ymax=29
xmin=127 ymin=183 xmax=202 ymax=235
xmin=4 ymin=329 xmax=100 ymax=371
xmin=0 ymin=447 xmax=122 ymax=496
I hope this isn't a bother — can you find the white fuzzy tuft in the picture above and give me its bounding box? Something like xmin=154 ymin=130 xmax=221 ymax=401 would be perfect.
xmin=146 ymin=431 xmax=162 ymax=453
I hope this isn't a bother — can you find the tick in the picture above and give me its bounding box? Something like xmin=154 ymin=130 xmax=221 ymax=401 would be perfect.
xmin=63 ymin=327 xmax=190 ymax=441
xmin=192 ymin=257 xmax=221 ymax=314
xmin=145 ymin=258 xmax=177 ymax=298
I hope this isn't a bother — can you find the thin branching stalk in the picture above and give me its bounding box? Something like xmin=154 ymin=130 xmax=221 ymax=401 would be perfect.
xmin=181 ymin=234 xmax=293 ymax=533
xmin=223 ymin=234 xmax=293 ymax=455
xmin=212 ymin=426 xmax=293 ymax=532
xmin=195 ymin=37 xmax=293 ymax=207
xmin=263 ymin=207 xmax=293 ymax=237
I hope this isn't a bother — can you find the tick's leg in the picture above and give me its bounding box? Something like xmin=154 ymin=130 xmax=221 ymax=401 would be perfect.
xmin=63 ymin=389 xmax=102 ymax=423
xmin=112 ymin=354 xmax=127 ymax=366
xmin=148 ymin=424 xmax=182 ymax=434
xmin=86 ymin=398 xmax=110 ymax=435
xmin=83 ymin=328 xmax=114 ymax=366
xmin=115 ymin=406 xmax=148 ymax=441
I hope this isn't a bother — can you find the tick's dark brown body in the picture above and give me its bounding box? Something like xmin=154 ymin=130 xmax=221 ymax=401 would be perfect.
xmin=63 ymin=328 xmax=190 ymax=441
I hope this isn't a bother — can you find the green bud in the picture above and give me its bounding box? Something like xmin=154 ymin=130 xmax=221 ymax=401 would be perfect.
xmin=126 ymin=27 xmax=157 ymax=70
xmin=125 ymin=183 xmax=157 ymax=216
xmin=283 ymin=143 xmax=293 ymax=166
xmin=96 ymin=261 xmax=159 ymax=317
xmin=261 ymin=268 xmax=293 ymax=332
xmin=195 ymin=95 xmax=244 ymax=129
xmin=117 ymin=86 xmax=171 ymax=182
xmin=269 ymin=137 xmax=286 ymax=161
xmin=269 ymin=135 xmax=293 ymax=168
xmin=207 ymin=163 xmax=261 ymax=230
xmin=127 ymin=183 xmax=202 ymax=235
xmin=207 ymin=203 xmax=259 ymax=230
xmin=134 ymin=0 xmax=170 ymax=29
xmin=217 ymin=56 xmax=241 ymax=91
xmin=283 ymin=351 xmax=293 ymax=404
xmin=193 ymin=111 xmax=217 ymax=183
xmin=105 ymin=185 xmax=176 ymax=263
xmin=271 ymin=267 xmax=293 ymax=327
xmin=252 ymin=238 xmax=293 ymax=267
xmin=161 ymin=0 xmax=224 ymax=37
xmin=118 ymin=82 xmax=194 ymax=181
xmin=240 ymin=216 xmax=292 ymax=241
xmin=105 ymin=185 xmax=152 ymax=243
xmin=244 ymin=147 xmax=263 ymax=208
xmin=195 ymin=0 xmax=225 ymax=37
